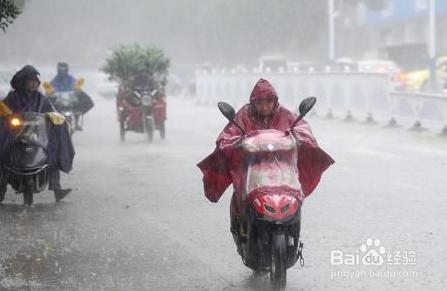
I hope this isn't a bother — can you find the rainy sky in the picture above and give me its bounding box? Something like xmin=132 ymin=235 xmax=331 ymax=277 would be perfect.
xmin=0 ymin=0 xmax=329 ymax=68
xmin=1 ymin=0 xmax=445 ymax=71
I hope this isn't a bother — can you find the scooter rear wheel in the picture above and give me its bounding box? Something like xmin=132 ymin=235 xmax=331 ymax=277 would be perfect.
xmin=270 ymin=232 xmax=287 ymax=290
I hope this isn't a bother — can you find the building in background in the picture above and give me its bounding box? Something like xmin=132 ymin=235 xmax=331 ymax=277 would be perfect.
xmin=338 ymin=0 xmax=447 ymax=71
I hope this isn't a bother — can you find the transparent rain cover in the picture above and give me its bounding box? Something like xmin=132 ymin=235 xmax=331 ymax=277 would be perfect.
xmin=11 ymin=112 xmax=49 ymax=147
xmin=242 ymin=130 xmax=300 ymax=196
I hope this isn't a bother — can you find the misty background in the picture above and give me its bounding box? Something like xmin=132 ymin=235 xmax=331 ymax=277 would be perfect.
xmin=0 ymin=0 xmax=328 ymax=68
xmin=2 ymin=0 xmax=446 ymax=72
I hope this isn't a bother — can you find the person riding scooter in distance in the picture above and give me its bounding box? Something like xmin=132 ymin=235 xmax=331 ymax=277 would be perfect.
xmin=50 ymin=62 xmax=77 ymax=92
xmin=0 ymin=65 xmax=75 ymax=202
xmin=197 ymin=78 xmax=334 ymax=251
xmin=50 ymin=62 xmax=93 ymax=131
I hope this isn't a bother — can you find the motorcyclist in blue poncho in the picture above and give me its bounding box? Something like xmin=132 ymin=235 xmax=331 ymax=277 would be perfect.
xmin=50 ymin=62 xmax=77 ymax=92
xmin=49 ymin=62 xmax=94 ymax=131
xmin=0 ymin=65 xmax=75 ymax=202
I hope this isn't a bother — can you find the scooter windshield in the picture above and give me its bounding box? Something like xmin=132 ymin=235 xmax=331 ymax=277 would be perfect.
xmin=242 ymin=130 xmax=300 ymax=196
xmin=52 ymin=92 xmax=79 ymax=109
xmin=10 ymin=112 xmax=49 ymax=147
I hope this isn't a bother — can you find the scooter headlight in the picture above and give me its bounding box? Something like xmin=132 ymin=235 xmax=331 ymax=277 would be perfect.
xmin=10 ymin=117 xmax=22 ymax=128
xmin=252 ymin=194 xmax=300 ymax=220
xmin=142 ymin=96 xmax=152 ymax=106
xmin=280 ymin=203 xmax=290 ymax=213
xmin=264 ymin=204 xmax=275 ymax=213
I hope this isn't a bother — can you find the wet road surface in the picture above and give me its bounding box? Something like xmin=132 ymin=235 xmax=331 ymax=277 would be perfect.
xmin=1 ymin=88 xmax=446 ymax=290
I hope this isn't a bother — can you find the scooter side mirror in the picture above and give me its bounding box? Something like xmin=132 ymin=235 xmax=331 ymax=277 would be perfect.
xmin=218 ymin=101 xmax=236 ymax=122
xmin=133 ymin=90 xmax=142 ymax=98
xmin=217 ymin=101 xmax=245 ymax=135
xmin=298 ymin=96 xmax=317 ymax=117
xmin=291 ymin=96 xmax=317 ymax=130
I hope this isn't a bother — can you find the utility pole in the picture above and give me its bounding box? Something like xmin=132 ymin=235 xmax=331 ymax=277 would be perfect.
xmin=428 ymin=0 xmax=437 ymax=91
xmin=329 ymin=0 xmax=335 ymax=61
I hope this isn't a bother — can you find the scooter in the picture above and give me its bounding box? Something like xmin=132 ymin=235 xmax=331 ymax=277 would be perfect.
xmin=151 ymin=91 xmax=167 ymax=139
xmin=217 ymin=97 xmax=317 ymax=290
xmin=0 ymin=112 xmax=50 ymax=205
xmin=43 ymin=79 xmax=93 ymax=136
xmin=48 ymin=91 xmax=80 ymax=135
xmin=117 ymin=88 xmax=154 ymax=142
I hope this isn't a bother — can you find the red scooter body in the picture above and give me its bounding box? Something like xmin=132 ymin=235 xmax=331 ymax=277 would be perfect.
xmin=216 ymin=97 xmax=320 ymax=290
xmin=117 ymin=98 xmax=145 ymax=132
xmin=116 ymin=88 xmax=166 ymax=141
xmin=232 ymin=129 xmax=304 ymax=290
xmin=152 ymin=98 xmax=166 ymax=127
xmin=152 ymin=97 xmax=167 ymax=139
xmin=250 ymin=192 xmax=300 ymax=221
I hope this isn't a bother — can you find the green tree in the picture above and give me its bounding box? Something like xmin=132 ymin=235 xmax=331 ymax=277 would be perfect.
xmin=0 ymin=0 xmax=24 ymax=32
xmin=102 ymin=44 xmax=170 ymax=89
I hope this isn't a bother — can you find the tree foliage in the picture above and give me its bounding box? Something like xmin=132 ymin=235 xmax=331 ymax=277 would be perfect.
xmin=13 ymin=0 xmax=26 ymax=10
xmin=102 ymin=44 xmax=170 ymax=89
xmin=0 ymin=0 xmax=21 ymax=32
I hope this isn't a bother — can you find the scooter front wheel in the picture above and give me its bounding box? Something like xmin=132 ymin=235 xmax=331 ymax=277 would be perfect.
xmin=270 ymin=232 xmax=287 ymax=290
xmin=23 ymin=177 xmax=34 ymax=206
xmin=119 ymin=120 xmax=126 ymax=141
xmin=159 ymin=120 xmax=165 ymax=139
xmin=145 ymin=119 xmax=153 ymax=142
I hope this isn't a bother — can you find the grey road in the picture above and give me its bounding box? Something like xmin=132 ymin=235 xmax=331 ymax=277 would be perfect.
xmin=1 ymin=86 xmax=446 ymax=291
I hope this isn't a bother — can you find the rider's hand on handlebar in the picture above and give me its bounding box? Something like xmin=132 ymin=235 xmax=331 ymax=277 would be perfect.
xmin=46 ymin=112 xmax=65 ymax=125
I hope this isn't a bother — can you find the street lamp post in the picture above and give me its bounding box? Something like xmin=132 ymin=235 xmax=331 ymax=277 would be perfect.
xmin=428 ymin=0 xmax=437 ymax=91
xmin=328 ymin=0 xmax=342 ymax=62
xmin=329 ymin=0 xmax=335 ymax=61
